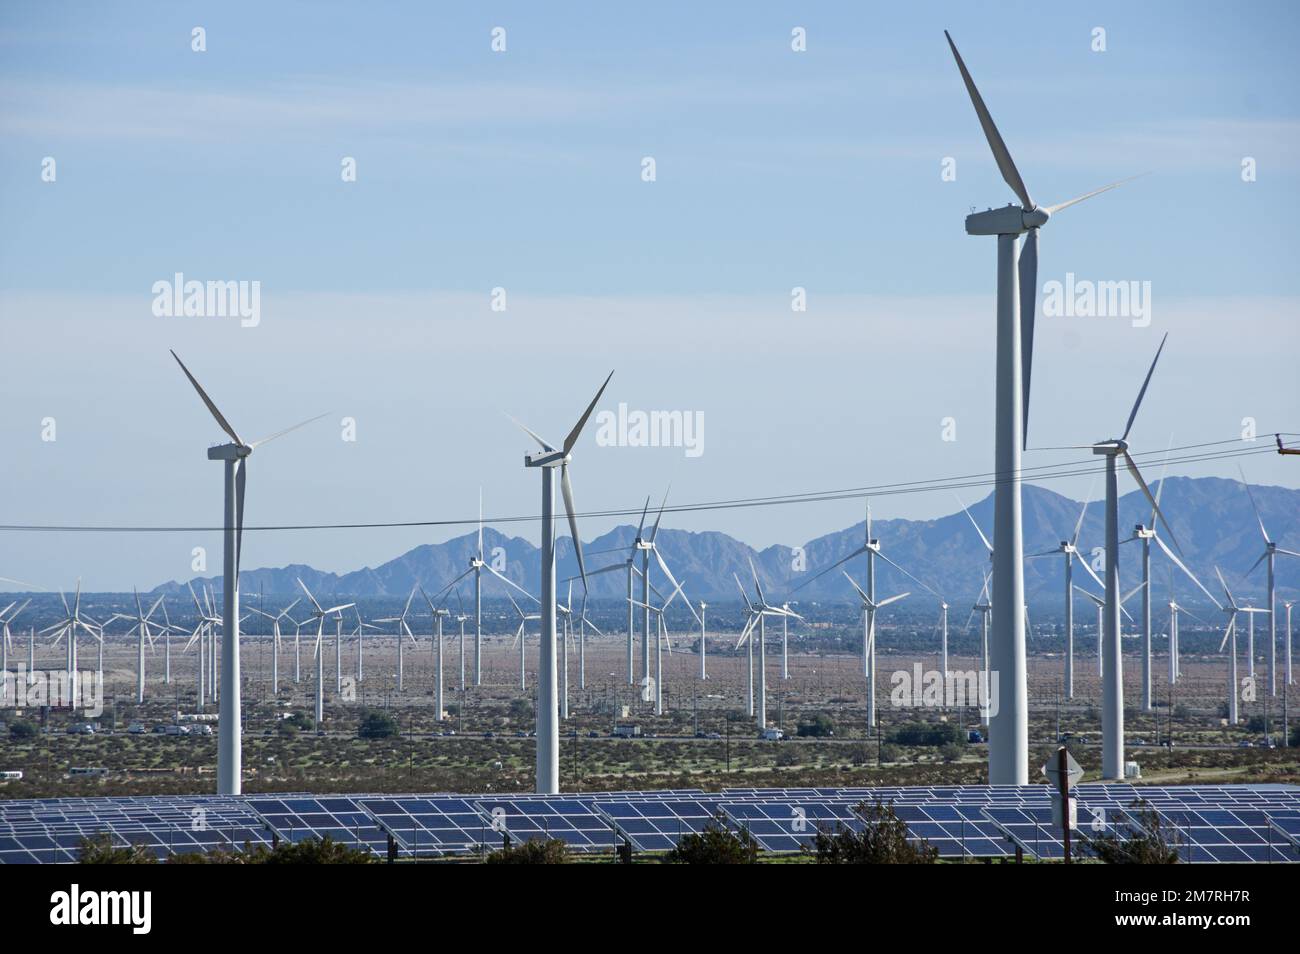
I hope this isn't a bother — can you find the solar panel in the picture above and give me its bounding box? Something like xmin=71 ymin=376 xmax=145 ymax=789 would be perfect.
xmin=470 ymin=797 xmax=616 ymax=852
xmin=247 ymin=796 xmax=388 ymax=856
xmin=359 ymin=797 xmax=488 ymax=855
xmin=596 ymin=798 xmax=726 ymax=852
xmin=721 ymin=801 xmax=863 ymax=853
xmin=1269 ymin=814 xmax=1300 ymax=850
xmin=1117 ymin=806 xmax=1298 ymax=864
xmin=981 ymin=806 xmax=1069 ymax=859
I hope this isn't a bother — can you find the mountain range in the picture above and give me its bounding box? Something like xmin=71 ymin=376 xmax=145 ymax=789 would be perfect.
xmin=149 ymin=477 xmax=1300 ymax=611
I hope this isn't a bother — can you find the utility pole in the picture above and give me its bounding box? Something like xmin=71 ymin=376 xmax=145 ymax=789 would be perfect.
xmin=1059 ymin=746 xmax=1072 ymax=864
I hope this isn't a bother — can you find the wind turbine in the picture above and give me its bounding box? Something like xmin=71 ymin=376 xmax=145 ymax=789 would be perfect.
xmin=248 ymin=598 xmax=299 ymax=695
xmin=507 ymin=593 xmax=540 ymax=691
xmin=352 ymin=606 xmax=381 ymax=683
xmin=507 ymin=370 xmax=612 ymax=794
xmin=1076 ymin=334 xmax=1176 ymax=780
xmin=119 ymin=590 xmax=163 ymax=704
xmin=0 ymin=600 xmax=30 ymax=701
xmin=966 ymin=573 xmax=992 ymax=724
xmin=1166 ymin=567 xmax=1212 ymax=686
xmin=419 ymin=587 xmax=450 ymax=720
xmin=842 ymin=571 xmax=906 ymax=730
xmin=170 ymin=350 xmax=325 ymax=795
xmin=793 ymin=502 xmax=936 ymax=728
xmin=733 ymin=560 xmax=801 ymax=731
xmin=41 ymin=581 xmax=102 ymax=708
xmin=698 ymin=601 xmax=708 ymax=681
xmin=185 ymin=581 xmax=219 ymax=707
xmin=376 ymin=586 xmax=419 ymax=693
xmin=1238 ymin=466 xmax=1299 ymax=696
xmin=296 ymin=578 xmax=354 ymax=726
xmin=1215 ymin=568 xmax=1269 ymax=725
xmin=1027 ymin=488 xmax=1105 ymax=698
xmin=580 ymin=497 xmax=657 ymax=685
xmin=1075 ymin=582 xmax=1146 ymax=682
xmin=945 ymin=30 xmax=1138 ymax=784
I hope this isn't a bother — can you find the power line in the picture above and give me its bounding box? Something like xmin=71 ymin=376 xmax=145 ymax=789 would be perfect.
xmin=0 ymin=434 xmax=1291 ymax=535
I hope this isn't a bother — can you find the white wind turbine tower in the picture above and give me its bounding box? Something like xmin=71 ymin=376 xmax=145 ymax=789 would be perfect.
xmin=352 ymin=606 xmax=380 ymax=683
xmin=794 ymin=502 xmax=935 ymax=728
xmin=185 ymin=581 xmax=219 ymax=707
xmin=171 ymin=350 xmax=325 ymax=795
xmin=1055 ymin=334 xmax=1178 ymax=780
xmin=419 ymin=588 xmax=450 ymax=721
xmin=1215 ymin=567 xmax=1268 ymax=725
xmin=842 ymin=571 xmax=906 ymax=729
xmin=557 ymin=583 xmax=601 ymax=716
xmin=248 ymin=598 xmax=299 ymax=695
xmin=1026 ymin=489 xmax=1104 ymax=699
xmin=376 ymin=586 xmax=419 ymax=693
xmin=41 ymin=582 xmax=102 ymax=707
xmin=629 ymin=569 xmax=695 ymax=717
xmin=1125 ymin=469 xmax=1218 ymax=711
xmin=945 ymin=31 xmax=1138 ymax=784
xmin=732 ymin=560 xmax=801 ymax=731
xmin=1075 ymin=582 xmax=1145 ymax=682
xmin=1238 ymin=466 xmax=1298 ymax=695
xmin=454 ymin=591 xmax=469 ymax=690
xmin=580 ymin=498 xmax=658 ymax=685
xmin=0 ymin=600 xmax=31 ymax=700
xmin=967 ymin=573 xmax=992 ymax=724
xmin=698 ymin=601 xmax=708 ymax=681
xmin=156 ymin=599 xmax=182 ymax=685
xmin=296 ymin=578 xmax=354 ymax=726
xmin=508 ymin=371 xmax=611 ymax=795
xmin=1165 ymin=591 xmax=1208 ymax=686
xmin=120 ymin=590 xmax=163 ymax=704
xmin=507 ymin=593 xmax=541 ymax=691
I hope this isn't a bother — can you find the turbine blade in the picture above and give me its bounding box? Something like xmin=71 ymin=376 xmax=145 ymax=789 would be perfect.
xmin=1071 ymin=479 xmax=1095 ymax=549
xmin=1236 ymin=464 xmax=1271 ymax=544
xmin=505 ymin=413 xmax=554 ymax=453
xmin=170 ymin=350 xmax=242 ymax=445
xmin=943 ymin=31 xmax=1033 ymax=209
xmin=1044 ymin=175 xmax=1145 ymax=215
xmin=1019 ymin=226 xmax=1038 ymax=451
xmin=1153 ymin=535 xmax=1219 ymax=609
xmin=296 ymin=577 xmax=323 ymax=614
xmin=790 ymin=544 xmax=870 ymax=594
xmin=1121 ymin=332 xmax=1168 ymax=442
xmin=234 ymin=457 xmax=246 ymax=578
xmin=563 ymin=370 xmax=614 ymax=454
xmin=1123 ymin=450 xmax=1181 ymax=554
xmin=649 ymin=486 xmax=670 ymax=544
xmin=485 ymin=564 xmax=539 ymax=604
xmin=954 ymin=493 xmax=993 ymax=553
xmin=248 ymin=412 xmax=329 ymax=450
xmin=842 ymin=571 xmax=871 ymax=605
xmin=748 ymin=557 xmax=766 ymax=606
xmin=560 ymin=464 xmax=588 ymax=592
xmin=876 ymin=551 xmax=941 ymax=599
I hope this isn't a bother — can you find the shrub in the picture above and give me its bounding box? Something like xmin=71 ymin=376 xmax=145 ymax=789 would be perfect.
xmin=78 ymin=834 xmax=158 ymax=864
xmin=8 ymin=719 xmax=38 ymax=741
xmin=665 ymin=816 xmax=758 ymax=864
xmin=889 ymin=721 xmax=964 ymax=747
xmin=485 ymin=839 xmax=569 ymax=864
xmin=357 ymin=709 xmax=400 ymax=740
xmin=796 ymin=712 xmax=835 ymax=738
xmin=811 ymin=800 xmax=938 ymax=864
xmin=1086 ymin=802 xmax=1179 ymax=864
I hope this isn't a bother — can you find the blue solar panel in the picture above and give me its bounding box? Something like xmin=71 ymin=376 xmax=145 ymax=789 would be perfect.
xmin=359 ymin=797 xmax=488 ymax=855
xmin=473 ymin=797 xmax=617 ymax=852
xmin=722 ymin=801 xmax=862 ymax=853
xmin=596 ymin=798 xmax=724 ymax=852
xmin=247 ymin=796 xmax=388 ymax=856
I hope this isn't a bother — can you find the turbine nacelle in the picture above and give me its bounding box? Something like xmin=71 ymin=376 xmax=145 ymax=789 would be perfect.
xmin=524 ymin=449 xmax=570 ymax=468
xmin=963 ymin=204 xmax=1048 ymax=236
xmin=206 ymin=442 xmax=250 ymax=461
xmin=1092 ymin=439 xmax=1128 ymax=457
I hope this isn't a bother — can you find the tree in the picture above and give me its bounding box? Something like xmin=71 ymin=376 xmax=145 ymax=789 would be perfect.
xmin=811 ymin=800 xmax=938 ymax=864
xmin=665 ymin=816 xmax=758 ymax=864
xmin=889 ymin=721 xmax=964 ymax=747
xmin=357 ymin=709 xmax=400 ymax=740
xmin=796 ymin=712 xmax=835 ymax=738
xmin=1086 ymin=802 xmax=1179 ymax=864
xmin=8 ymin=719 xmax=38 ymax=741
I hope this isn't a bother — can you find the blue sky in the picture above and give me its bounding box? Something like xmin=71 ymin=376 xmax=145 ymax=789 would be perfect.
xmin=1 ymin=1 xmax=1297 ymax=590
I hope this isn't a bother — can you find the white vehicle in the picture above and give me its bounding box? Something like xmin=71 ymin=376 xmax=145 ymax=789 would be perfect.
xmin=761 ymin=728 xmax=786 ymax=741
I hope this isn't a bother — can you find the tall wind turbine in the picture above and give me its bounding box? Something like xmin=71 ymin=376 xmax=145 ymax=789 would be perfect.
xmin=794 ymin=502 xmax=936 ymax=728
xmin=376 ymin=586 xmax=419 ymax=693
xmin=171 ymin=350 xmax=325 ymax=795
xmin=1238 ymin=466 xmax=1299 ymax=696
xmin=732 ymin=560 xmax=800 ymax=731
xmin=507 ymin=370 xmax=612 ymax=795
xmin=1027 ymin=489 xmax=1104 ymax=698
xmin=698 ymin=601 xmax=708 ymax=681
xmin=1124 ymin=472 xmax=1217 ymax=711
xmin=296 ymin=578 xmax=353 ymax=727
xmin=0 ymin=600 xmax=31 ymax=699
xmin=41 ymin=582 xmax=102 ymax=708
xmin=1215 ymin=567 xmax=1268 ymax=725
xmin=580 ymin=498 xmax=654 ymax=685
xmin=1079 ymin=335 xmax=1176 ymax=780
xmin=507 ymin=593 xmax=540 ymax=690
xmin=419 ymin=588 xmax=449 ymax=720
xmin=117 ymin=590 xmax=163 ymax=704
xmin=945 ymin=30 xmax=1137 ymax=784
xmin=248 ymin=598 xmax=299 ymax=695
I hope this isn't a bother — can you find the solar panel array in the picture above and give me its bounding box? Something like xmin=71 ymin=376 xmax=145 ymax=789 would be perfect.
xmin=2 ymin=784 xmax=1299 ymax=862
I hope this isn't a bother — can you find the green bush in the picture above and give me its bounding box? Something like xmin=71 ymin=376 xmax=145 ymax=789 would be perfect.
xmin=8 ymin=719 xmax=38 ymax=741
xmin=665 ymin=816 xmax=758 ymax=864
xmin=811 ymin=800 xmax=938 ymax=864
xmin=796 ymin=712 xmax=835 ymax=738
xmin=357 ymin=709 xmax=400 ymax=740
xmin=1087 ymin=802 xmax=1178 ymax=864
xmin=889 ymin=721 xmax=965 ymax=747
xmin=485 ymin=839 xmax=569 ymax=864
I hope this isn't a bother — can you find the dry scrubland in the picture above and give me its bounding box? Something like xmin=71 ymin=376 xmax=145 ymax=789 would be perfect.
xmin=2 ymin=635 xmax=1297 ymax=799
